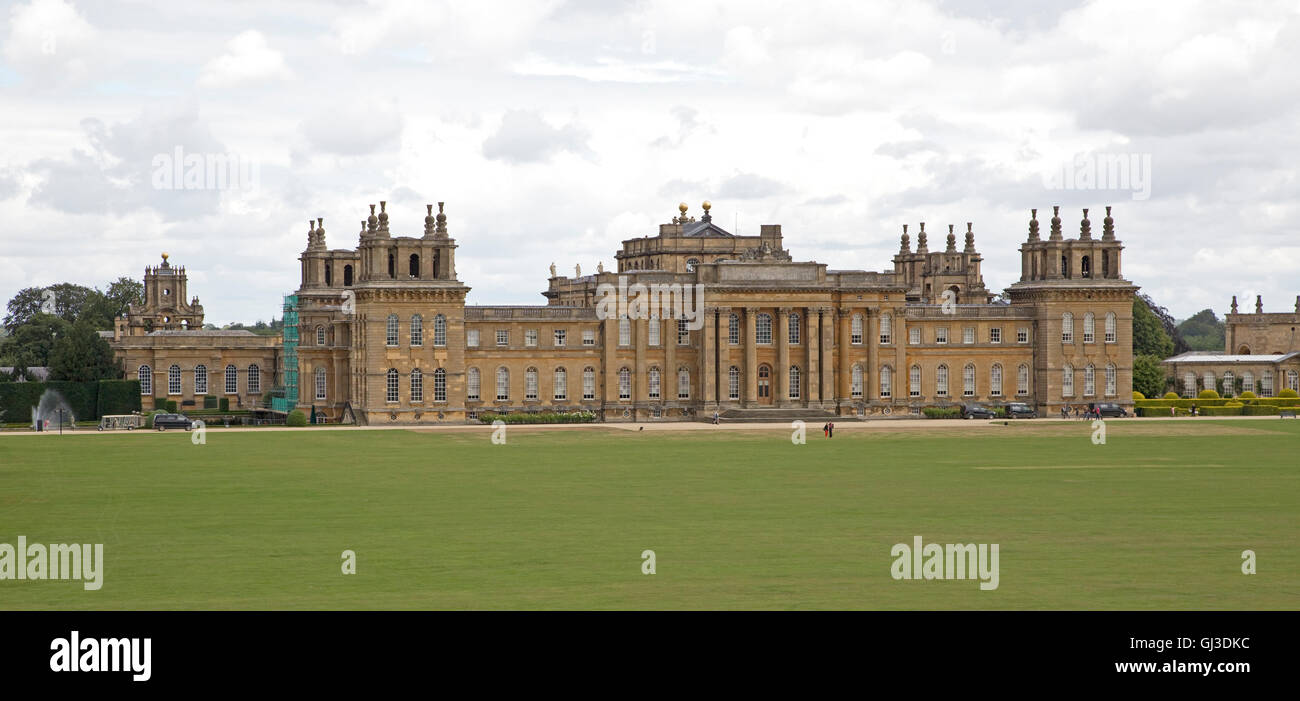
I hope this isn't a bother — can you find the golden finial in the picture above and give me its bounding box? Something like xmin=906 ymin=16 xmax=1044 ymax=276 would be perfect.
xmin=701 ymin=200 xmax=711 ymax=211
xmin=678 ymin=202 xmax=688 ymax=214
xmin=161 ymin=252 xmax=169 ymax=261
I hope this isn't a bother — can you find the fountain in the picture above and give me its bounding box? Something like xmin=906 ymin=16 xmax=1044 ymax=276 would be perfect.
xmin=31 ymin=389 xmax=77 ymax=431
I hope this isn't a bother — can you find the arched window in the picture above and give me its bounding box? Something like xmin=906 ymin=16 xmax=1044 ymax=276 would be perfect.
xmin=1105 ymin=312 xmax=1116 ymax=343
xmin=1083 ymin=364 xmax=1095 ymax=396
xmin=936 ymin=364 xmax=949 ymax=397
xmin=1017 ymin=364 xmax=1029 ymax=395
xmin=247 ymin=364 xmax=261 ymax=394
xmin=1106 ymin=364 xmax=1117 ymax=396
xmin=553 ymin=367 xmax=567 ymax=401
xmin=1102 ymin=251 xmax=1111 ymax=278
xmin=678 ymin=367 xmax=690 ymax=399
xmin=315 ymin=367 xmax=327 ymax=400
xmin=1061 ymin=364 xmax=1074 ymax=397
xmin=386 ymin=314 xmax=399 ymax=346
xmin=686 ymin=258 xmax=699 ymax=272
xmin=496 ymin=367 xmax=510 ymax=401
xmin=648 ymin=367 xmax=661 ymax=399
xmin=618 ymin=367 xmax=631 ymax=400
xmin=1222 ymin=371 xmax=1234 ymax=397
xmin=409 ymin=253 xmax=420 ymax=278
xmin=990 ymin=364 xmax=1003 ymax=397
xmin=583 ymin=367 xmax=596 ymax=400
xmin=195 ymin=364 xmax=207 ymax=395
xmin=648 ymin=314 xmax=660 ymax=346
xmin=433 ymin=314 xmax=446 ymax=347
xmin=1287 ymin=370 xmax=1299 ymax=392
xmin=852 ymin=365 xmax=864 ymax=398
xmin=909 ymin=365 xmax=921 ymax=397
xmin=324 ymin=264 xmax=332 ymax=286
xmin=728 ymin=366 xmax=740 ymax=400
xmin=1261 ymin=370 xmax=1274 ymax=397
xmin=525 ymin=367 xmax=539 ymax=400
xmin=756 ymin=313 xmax=773 ymax=344
xmin=618 ymin=316 xmax=631 ymax=346
xmin=1242 ymin=371 xmax=1254 ymax=395
xmin=1183 ymin=371 xmax=1196 ymax=397
xmin=343 ymin=264 xmax=353 ymax=286
xmin=225 ymin=364 xmax=238 ymax=394
xmin=386 ymin=368 xmax=399 ymax=402
xmin=388 ymin=252 xmax=395 ymax=278
xmin=788 ymin=312 xmax=800 ymax=344
xmin=879 ymin=313 xmax=892 ymax=344
xmin=1203 ymin=371 xmax=1215 ymax=395
xmin=728 ymin=314 xmax=740 ymax=345
xmin=433 ymin=368 xmax=446 ymax=402
xmin=962 ymin=363 xmax=975 ymax=397
xmin=879 ymin=366 xmax=892 ymax=398
xmin=1083 ymin=312 xmax=1095 ymax=343
xmin=410 ymin=368 xmax=423 ymax=402
xmin=851 ymin=314 xmax=863 ymax=344
xmin=1061 ymin=312 xmax=1074 ymax=343
xmin=758 ymin=364 xmax=771 ymax=399
xmin=788 ymin=365 xmax=800 ymax=399
xmin=1081 ymin=255 xmax=1091 ymax=278
xmin=316 ymin=325 xmax=326 ymax=345
xmin=410 ymin=314 xmax=423 ymax=346
xmin=1061 ymin=253 xmax=1069 ymax=277
xmin=467 ymin=368 xmax=481 ymax=400
xmin=168 ymin=364 xmax=182 ymax=395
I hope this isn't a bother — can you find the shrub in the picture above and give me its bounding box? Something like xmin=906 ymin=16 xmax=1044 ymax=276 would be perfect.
xmin=1132 ymin=391 xmax=1145 ymax=401
xmin=478 ymin=411 xmax=598 ymax=424
xmin=1199 ymin=406 xmax=1242 ymax=417
xmin=219 ymin=397 xmax=229 ymax=412
xmin=1197 ymin=389 xmax=1220 ymax=399
xmin=922 ymin=407 xmax=961 ymax=419
xmin=286 ymin=410 xmax=308 ymax=427
xmin=1162 ymin=392 xmax=1180 ymax=399
xmin=165 ymin=399 xmax=178 ymax=413
xmin=1239 ymin=391 xmax=1257 ymax=399
xmin=143 ymin=410 xmax=166 ymax=429
xmin=1279 ymin=389 xmax=1299 ymax=398
xmin=203 ymin=395 xmax=218 ymax=409
xmin=1243 ymin=404 xmax=1279 ymax=416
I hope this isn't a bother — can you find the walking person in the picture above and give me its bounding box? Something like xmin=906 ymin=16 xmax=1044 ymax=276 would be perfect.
xmin=828 ymin=421 xmax=834 ymax=438
xmin=823 ymin=422 xmax=829 ymax=438
xmin=712 ymin=410 xmax=719 ymax=425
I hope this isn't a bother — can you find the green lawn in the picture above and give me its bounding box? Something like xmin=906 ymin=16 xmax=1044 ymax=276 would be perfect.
xmin=1 ymin=420 xmax=1296 ymax=609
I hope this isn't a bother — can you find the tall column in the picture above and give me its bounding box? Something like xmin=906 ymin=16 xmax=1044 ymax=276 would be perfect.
xmin=776 ymin=307 xmax=790 ymax=406
xmin=745 ymin=306 xmax=758 ymax=407
xmin=634 ymin=316 xmax=647 ymax=405
xmin=893 ymin=308 xmax=907 ymax=404
xmin=838 ymin=309 xmax=852 ymax=408
xmin=806 ymin=307 xmax=819 ymax=406
xmin=717 ymin=307 xmax=732 ymax=403
xmin=704 ymin=308 xmax=717 ymax=408
xmin=664 ymin=313 xmax=675 ymax=404
xmin=866 ymin=309 xmax=878 ymax=401
xmin=820 ymin=307 xmax=834 ymax=407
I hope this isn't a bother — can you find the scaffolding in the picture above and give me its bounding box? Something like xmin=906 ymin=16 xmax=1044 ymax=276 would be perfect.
xmin=271 ymin=294 xmax=299 ymax=413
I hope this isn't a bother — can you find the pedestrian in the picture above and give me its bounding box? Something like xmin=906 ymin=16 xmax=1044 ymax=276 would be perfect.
xmin=823 ymin=422 xmax=829 ymax=437
xmin=1190 ymin=403 xmax=1197 ymax=417
xmin=712 ymin=410 xmax=719 ymax=425
xmin=828 ymin=421 xmax=834 ymax=438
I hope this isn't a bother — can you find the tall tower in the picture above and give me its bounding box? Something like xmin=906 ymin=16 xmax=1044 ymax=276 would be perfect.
xmin=1007 ymin=206 xmax=1137 ymax=412
xmin=118 ymin=253 xmax=205 ymax=335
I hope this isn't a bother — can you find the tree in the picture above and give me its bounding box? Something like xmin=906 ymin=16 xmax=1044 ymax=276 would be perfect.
xmin=1132 ymin=354 xmax=1168 ymax=399
xmin=104 ymin=277 xmax=145 ymax=317
xmin=48 ymin=321 xmax=118 ymax=382
xmin=1133 ymin=296 xmax=1175 ymax=358
xmin=1177 ymin=309 xmax=1225 ymax=352
xmin=0 ymin=313 xmax=69 ymax=368
xmin=1135 ymin=294 xmax=1188 ymax=356
xmin=3 ymin=287 xmax=47 ymax=332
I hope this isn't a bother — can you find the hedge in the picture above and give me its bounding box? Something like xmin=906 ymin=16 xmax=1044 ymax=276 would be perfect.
xmin=1243 ymin=404 xmax=1280 ymax=416
xmin=96 ymin=380 xmax=142 ymax=416
xmin=286 ymin=410 xmax=308 ymax=427
xmin=1134 ymin=397 xmax=1300 ymax=409
xmin=1199 ymin=406 xmax=1242 ymax=417
xmin=0 ymin=380 xmax=130 ymax=423
xmin=1137 ymin=406 xmax=1192 ymax=417
xmin=478 ymin=411 xmax=598 ymax=424
xmin=922 ymin=407 xmax=962 ymax=419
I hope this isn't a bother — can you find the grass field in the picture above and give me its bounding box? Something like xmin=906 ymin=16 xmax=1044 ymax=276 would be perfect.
xmin=1 ymin=419 xmax=1297 ymax=610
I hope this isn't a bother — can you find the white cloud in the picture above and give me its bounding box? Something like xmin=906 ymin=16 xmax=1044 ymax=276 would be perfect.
xmin=2 ymin=0 xmax=98 ymax=84
xmin=199 ymin=30 xmax=293 ymax=88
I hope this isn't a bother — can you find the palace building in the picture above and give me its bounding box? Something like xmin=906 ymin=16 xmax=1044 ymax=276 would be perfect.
xmin=1162 ymin=295 xmax=1300 ymax=398
xmin=111 ymin=200 xmax=1140 ymax=423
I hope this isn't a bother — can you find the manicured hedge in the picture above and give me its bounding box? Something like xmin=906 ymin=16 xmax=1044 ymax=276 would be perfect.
xmin=1243 ymin=404 xmax=1280 ymax=416
xmin=286 ymin=410 xmax=308 ymax=427
xmin=0 ymin=380 xmax=126 ymax=423
xmin=478 ymin=411 xmax=598 ymax=424
xmin=1134 ymin=398 xmax=1300 ymax=409
xmin=922 ymin=407 xmax=961 ymax=419
xmin=1199 ymin=406 xmax=1242 ymax=417
xmin=96 ymin=380 xmax=142 ymax=416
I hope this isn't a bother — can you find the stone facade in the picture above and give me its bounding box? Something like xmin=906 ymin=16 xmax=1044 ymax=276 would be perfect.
xmin=1224 ymin=295 xmax=1300 ymax=355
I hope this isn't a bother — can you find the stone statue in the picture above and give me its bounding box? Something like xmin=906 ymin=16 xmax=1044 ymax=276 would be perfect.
xmin=597 ymin=261 xmax=604 ymax=273
xmin=550 ymin=262 xmax=556 ymax=277
xmin=575 ymin=263 xmax=582 ymax=277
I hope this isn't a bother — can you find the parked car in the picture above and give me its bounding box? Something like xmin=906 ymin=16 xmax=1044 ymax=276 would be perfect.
xmin=961 ymin=403 xmax=997 ymax=419
xmin=1004 ymin=402 xmax=1037 ymax=419
xmin=1093 ymin=402 xmax=1128 ymax=418
xmin=153 ymin=413 xmax=195 ymax=431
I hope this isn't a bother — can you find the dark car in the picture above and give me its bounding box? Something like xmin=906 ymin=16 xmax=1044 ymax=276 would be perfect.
xmin=962 ymin=403 xmax=997 ymax=419
xmin=1004 ymin=402 xmax=1036 ymax=419
xmin=1094 ymin=402 xmax=1128 ymax=418
xmin=153 ymin=413 xmax=195 ymax=431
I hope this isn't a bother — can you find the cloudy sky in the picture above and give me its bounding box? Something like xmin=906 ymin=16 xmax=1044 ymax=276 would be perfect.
xmin=1 ymin=0 xmax=1297 ymax=325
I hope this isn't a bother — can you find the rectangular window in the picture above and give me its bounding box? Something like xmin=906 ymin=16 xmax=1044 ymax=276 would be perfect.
xmin=909 ymin=327 xmax=920 ymax=345
xmin=248 ymin=367 xmax=260 ymax=394
xmin=467 ymin=329 xmax=479 ymax=347
xmin=678 ymin=319 xmax=689 ymax=346
xmin=582 ymin=329 xmax=596 ymax=346
xmin=648 ymin=318 xmax=661 ymax=346
xmin=963 ymin=327 xmax=974 ymax=344
xmin=525 ymin=372 xmax=538 ymax=400
xmin=525 ymin=329 xmax=538 ymax=347
xmin=989 ymin=327 xmax=1001 ymax=344
xmin=467 ymin=371 xmax=480 ymax=400
xmin=1017 ymin=327 xmax=1029 ymax=344
xmin=553 ymin=329 xmax=566 ymax=347
xmin=496 ymin=330 xmax=509 ymax=347
xmin=583 ymin=369 xmax=595 ymax=400
xmin=879 ymin=315 xmax=892 ymax=345
xmin=851 ymin=315 xmax=863 ymax=345
xmin=678 ymin=371 xmax=690 ymax=399
xmin=936 ymin=327 xmax=948 ymax=344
